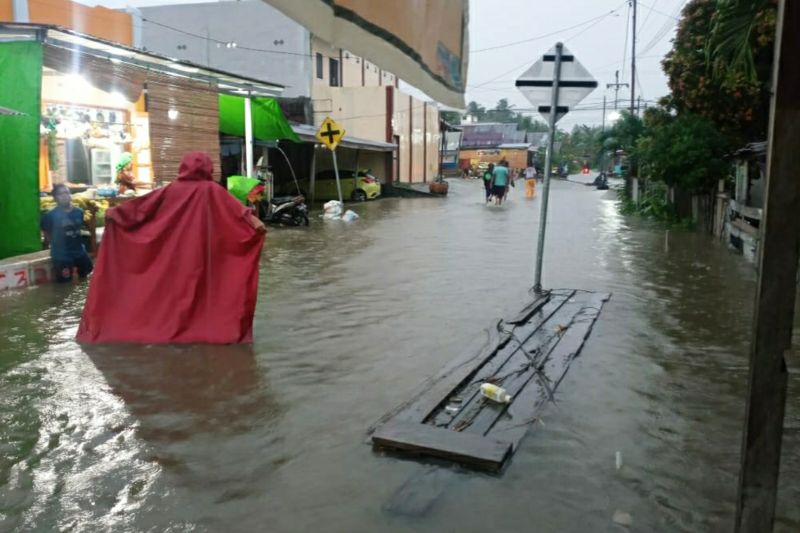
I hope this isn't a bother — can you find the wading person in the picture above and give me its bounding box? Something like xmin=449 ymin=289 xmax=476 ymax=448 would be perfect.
xmin=77 ymin=151 xmax=266 ymax=344
xmin=41 ymin=184 xmax=94 ymax=283
xmin=483 ymin=163 xmax=495 ymax=203
xmin=492 ymin=161 xmax=510 ymax=206
xmin=525 ymin=164 xmax=537 ymax=199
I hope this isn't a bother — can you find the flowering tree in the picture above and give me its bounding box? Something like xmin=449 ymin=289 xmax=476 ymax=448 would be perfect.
xmin=661 ymin=0 xmax=776 ymax=144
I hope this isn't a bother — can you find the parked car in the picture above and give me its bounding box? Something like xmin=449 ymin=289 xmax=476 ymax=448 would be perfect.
xmin=300 ymin=169 xmax=381 ymax=201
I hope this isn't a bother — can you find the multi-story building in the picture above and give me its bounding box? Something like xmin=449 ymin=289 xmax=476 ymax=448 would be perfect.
xmin=137 ymin=0 xmax=441 ymax=184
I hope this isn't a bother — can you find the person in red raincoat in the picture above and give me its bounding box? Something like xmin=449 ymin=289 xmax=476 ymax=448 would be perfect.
xmin=77 ymin=151 xmax=266 ymax=344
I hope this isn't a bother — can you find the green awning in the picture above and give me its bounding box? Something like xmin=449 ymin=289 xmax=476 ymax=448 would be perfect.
xmin=0 ymin=41 xmax=43 ymax=259
xmin=219 ymin=94 xmax=300 ymax=143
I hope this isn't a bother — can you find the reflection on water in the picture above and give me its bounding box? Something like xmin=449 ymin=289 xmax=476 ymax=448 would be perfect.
xmin=0 ymin=179 xmax=798 ymax=532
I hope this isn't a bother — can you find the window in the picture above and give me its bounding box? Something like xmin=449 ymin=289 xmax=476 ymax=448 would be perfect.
xmin=316 ymin=53 xmax=323 ymax=79
xmin=329 ymin=58 xmax=340 ymax=87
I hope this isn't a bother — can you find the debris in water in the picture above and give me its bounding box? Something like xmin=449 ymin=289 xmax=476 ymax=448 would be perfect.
xmin=615 ymin=451 xmax=622 ymax=470
xmin=613 ymin=510 xmax=633 ymax=527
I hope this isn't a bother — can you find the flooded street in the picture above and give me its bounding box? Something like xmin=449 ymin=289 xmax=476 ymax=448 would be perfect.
xmin=1 ymin=177 xmax=798 ymax=532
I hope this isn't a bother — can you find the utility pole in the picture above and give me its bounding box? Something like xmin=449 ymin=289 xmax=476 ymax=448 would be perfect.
xmin=533 ymin=42 xmax=564 ymax=293
xmin=630 ymin=0 xmax=637 ymax=114
xmin=735 ymin=0 xmax=799 ymax=530
xmin=601 ymin=94 xmax=606 ymax=132
xmin=607 ymin=70 xmax=628 ymax=110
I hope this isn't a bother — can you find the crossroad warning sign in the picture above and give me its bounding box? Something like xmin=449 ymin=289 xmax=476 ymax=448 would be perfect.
xmin=316 ymin=116 xmax=346 ymax=151
xmin=516 ymin=45 xmax=598 ymax=123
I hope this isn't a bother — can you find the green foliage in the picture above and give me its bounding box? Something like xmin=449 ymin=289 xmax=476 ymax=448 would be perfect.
xmin=636 ymin=112 xmax=729 ymax=192
xmin=617 ymin=182 xmax=689 ymax=225
xmin=516 ymin=114 xmax=549 ymax=133
xmin=559 ymin=125 xmax=605 ymax=170
xmin=440 ymin=110 xmax=461 ymax=125
xmin=465 ymin=99 xmax=548 ymax=132
xmin=466 ymin=101 xmax=486 ymax=120
xmin=485 ymin=98 xmax=515 ymax=122
xmin=601 ymin=112 xmax=645 ymax=175
xmin=662 ymin=0 xmax=775 ymax=143
xmin=707 ymin=0 xmax=771 ymax=83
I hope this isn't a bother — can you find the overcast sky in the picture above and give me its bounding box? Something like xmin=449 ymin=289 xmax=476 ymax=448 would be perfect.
xmin=80 ymin=0 xmax=686 ymax=130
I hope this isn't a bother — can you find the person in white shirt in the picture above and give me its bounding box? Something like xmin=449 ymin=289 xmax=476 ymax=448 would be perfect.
xmin=524 ymin=164 xmax=537 ymax=199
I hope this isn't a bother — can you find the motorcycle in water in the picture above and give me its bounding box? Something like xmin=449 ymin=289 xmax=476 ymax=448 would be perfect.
xmin=257 ymin=194 xmax=309 ymax=227
xmin=592 ymin=172 xmax=609 ymax=190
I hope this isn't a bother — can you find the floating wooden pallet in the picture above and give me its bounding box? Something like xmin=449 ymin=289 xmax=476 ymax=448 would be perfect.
xmin=369 ymin=289 xmax=610 ymax=474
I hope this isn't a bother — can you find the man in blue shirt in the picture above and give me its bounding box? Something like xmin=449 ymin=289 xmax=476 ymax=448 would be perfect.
xmin=491 ymin=161 xmax=510 ymax=205
xmin=41 ymin=184 xmax=93 ymax=283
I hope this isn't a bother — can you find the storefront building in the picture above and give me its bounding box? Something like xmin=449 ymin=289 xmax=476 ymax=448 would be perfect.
xmin=0 ymin=23 xmax=283 ymax=261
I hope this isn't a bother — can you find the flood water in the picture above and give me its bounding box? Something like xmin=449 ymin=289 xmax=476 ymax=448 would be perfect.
xmin=1 ymin=178 xmax=798 ymax=532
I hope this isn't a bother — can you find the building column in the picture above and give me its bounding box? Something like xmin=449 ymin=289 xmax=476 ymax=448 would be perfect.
xmin=12 ymin=0 xmax=30 ymax=22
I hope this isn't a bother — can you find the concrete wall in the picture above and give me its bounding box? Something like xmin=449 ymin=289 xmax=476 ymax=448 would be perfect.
xmin=310 ymin=36 xmax=396 ymax=90
xmin=1 ymin=0 xmax=133 ymax=44
xmin=387 ymin=88 xmax=441 ymax=184
xmin=425 ymin=103 xmax=440 ymax=181
xmin=139 ymin=0 xmax=310 ymax=97
xmin=394 ymin=91 xmax=411 ymax=183
xmin=313 ymin=85 xmax=386 ymax=140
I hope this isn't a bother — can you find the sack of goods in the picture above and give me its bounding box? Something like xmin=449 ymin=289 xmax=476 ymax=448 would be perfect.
xmin=323 ymin=200 xmax=343 ymax=219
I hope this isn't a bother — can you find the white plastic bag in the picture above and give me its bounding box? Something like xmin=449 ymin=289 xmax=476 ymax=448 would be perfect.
xmin=341 ymin=210 xmax=359 ymax=222
xmin=322 ymin=200 xmax=343 ymax=219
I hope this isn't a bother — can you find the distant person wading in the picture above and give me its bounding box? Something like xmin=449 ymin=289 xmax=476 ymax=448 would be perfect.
xmin=483 ymin=163 xmax=495 ymax=203
xmin=491 ymin=161 xmax=510 ymax=206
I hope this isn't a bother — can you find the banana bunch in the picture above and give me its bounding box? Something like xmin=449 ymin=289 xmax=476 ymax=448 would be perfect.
xmin=39 ymin=196 xmax=109 ymax=223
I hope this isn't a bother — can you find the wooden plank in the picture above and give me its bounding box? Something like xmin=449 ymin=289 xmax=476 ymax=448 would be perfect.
xmin=729 ymin=199 xmax=763 ymax=221
xmin=503 ymin=289 xmax=552 ymax=325
xmin=366 ymin=324 xmax=507 ymax=436
xmin=373 ymin=421 xmax=512 ymax=472
xmin=458 ymin=297 xmax=591 ymax=437
xmin=426 ymin=291 xmax=572 ymax=428
xmin=735 ymin=1 xmax=799 ymax=530
xmin=491 ymin=293 xmax=610 ymax=448
xmin=731 ymin=218 xmax=759 ymax=238
xmin=380 ymin=290 xmax=609 ymax=516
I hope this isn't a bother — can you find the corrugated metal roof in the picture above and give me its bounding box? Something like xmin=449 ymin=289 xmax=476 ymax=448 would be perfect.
xmin=291 ymin=124 xmax=397 ymax=152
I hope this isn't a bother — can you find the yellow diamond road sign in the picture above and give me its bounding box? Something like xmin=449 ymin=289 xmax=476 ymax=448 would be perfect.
xmin=316 ymin=116 xmax=345 ymax=150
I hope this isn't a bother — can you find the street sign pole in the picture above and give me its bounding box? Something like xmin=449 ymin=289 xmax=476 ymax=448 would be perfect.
xmin=533 ymin=42 xmax=563 ymax=293
xmin=332 ymin=148 xmax=344 ymax=205
xmin=315 ymin=116 xmax=347 ymax=205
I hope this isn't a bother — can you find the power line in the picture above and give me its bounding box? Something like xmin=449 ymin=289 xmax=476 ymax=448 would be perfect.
xmin=468 ymin=7 xmax=622 ymax=90
xmin=620 ymin=1 xmax=631 ymax=86
xmin=638 ymin=0 xmax=685 ymax=56
xmin=635 ymin=0 xmax=681 ymax=21
xmin=470 ymin=4 xmax=627 ymax=53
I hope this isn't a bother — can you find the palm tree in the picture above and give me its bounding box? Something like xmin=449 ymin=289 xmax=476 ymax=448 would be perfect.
xmin=707 ymin=0 xmax=770 ymax=82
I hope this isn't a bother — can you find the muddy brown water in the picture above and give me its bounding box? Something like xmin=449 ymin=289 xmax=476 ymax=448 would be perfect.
xmin=1 ymin=178 xmax=798 ymax=532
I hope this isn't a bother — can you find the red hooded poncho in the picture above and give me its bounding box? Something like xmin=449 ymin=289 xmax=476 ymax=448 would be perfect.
xmin=77 ymin=151 xmax=265 ymax=344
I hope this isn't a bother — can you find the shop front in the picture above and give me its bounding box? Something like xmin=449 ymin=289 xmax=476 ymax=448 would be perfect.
xmin=0 ymin=23 xmax=282 ymax=272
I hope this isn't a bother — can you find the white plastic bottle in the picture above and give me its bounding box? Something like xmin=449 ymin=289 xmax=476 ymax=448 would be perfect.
xmin=480 ymin=383 xmax=512 ymax=403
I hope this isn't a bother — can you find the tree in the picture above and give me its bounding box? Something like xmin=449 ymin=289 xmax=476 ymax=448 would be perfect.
xmin=559 ymin=125 xmax=605 ymax=170
xmin=466 ymin=101 xmax=486 ymax=121
xmin=708 ymin=0 xmax=771 ymax=82
xmin=636 ymin=111 xmax=729 ymax=192
xmin=661 ymin=0 xmax=776 ymax=144
xmin=440 ymin=110 xmax=461 ymax=125
xmin=517 ymin=115 xmax=549 ymax=133
xmin=601 ymin=112 xmax=645 ymax=175
xmin=485 ymin=98 xmax=515 ymax=123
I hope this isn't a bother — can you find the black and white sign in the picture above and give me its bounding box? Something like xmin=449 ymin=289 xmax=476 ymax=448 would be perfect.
xmin=515 ymin=45 xmax=597 ymax=123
